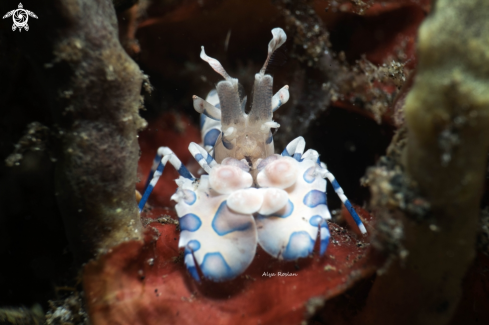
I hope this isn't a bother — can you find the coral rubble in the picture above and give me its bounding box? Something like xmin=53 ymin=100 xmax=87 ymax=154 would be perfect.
xmin=362 ymin=0 xmax=489 ymax=324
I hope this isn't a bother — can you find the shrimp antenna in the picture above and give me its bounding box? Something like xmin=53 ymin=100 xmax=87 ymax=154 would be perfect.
xmin=200 ymin=47 xmax=234 ymax=83
xmin=260 ymin=28 xmax=287 ymax=76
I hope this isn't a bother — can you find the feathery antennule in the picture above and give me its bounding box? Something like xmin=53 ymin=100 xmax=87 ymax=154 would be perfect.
xmin=260 ymin=28 xmax=287 ymax=75
xmin=200 ymin=47 xmax=233 ymax=83
xmin=264 ymin=47 xmax=288 ymax=75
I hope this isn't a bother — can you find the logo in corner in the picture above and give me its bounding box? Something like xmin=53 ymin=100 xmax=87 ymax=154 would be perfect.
xmin=3 ymin=3 xmax=38 ymax=32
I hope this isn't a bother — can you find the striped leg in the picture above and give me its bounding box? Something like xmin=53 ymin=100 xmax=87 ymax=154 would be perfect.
xmin=202 ymin=125 xmax=221 ymax=154
xmin=165 ymin=151 xmax=195 ymax=181
xmin=139 ymin=148 xmax=195 ymax=212
xmin=281 ymin=136 xmax=306 ymax=161
xmin=139 ymin=155 xmax=170 ymax=212
xmin=318 ymin=164 xmax=367 ymax=234
xmin=142 ymin=147 xmax=176 ymax=190
xmin=200 ymin=90 xmax=222 ymax=153
xmin=143 ymin=151 xmax=163 ymax=191
xmin=144 ymin=147 xmax=183 ymax=190
xmin=188 ymin=142 xmax=217 ymax=173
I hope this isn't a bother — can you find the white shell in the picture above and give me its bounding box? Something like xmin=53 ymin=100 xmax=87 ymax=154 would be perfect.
xmin=255 ymin=158 xmax=330 ymax=260
xmin=258 ymin=188 xmax=289 ymax=215
xmin=227 ymin=188 xmax=263 ymax=214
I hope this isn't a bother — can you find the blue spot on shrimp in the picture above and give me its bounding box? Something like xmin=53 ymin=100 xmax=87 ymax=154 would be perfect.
xmin=138 ymin=27 xmax=367 ymax=282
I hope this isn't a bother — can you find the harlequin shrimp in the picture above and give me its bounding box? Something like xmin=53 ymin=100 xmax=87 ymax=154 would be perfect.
xmin=139 ymin=28 xmax=367 ymax=282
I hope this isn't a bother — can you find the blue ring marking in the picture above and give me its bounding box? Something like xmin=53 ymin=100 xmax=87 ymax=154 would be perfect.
xmin=303 ymin=166 xmax=316 ymax=183
xmin=319 ymin=224 xmax=330 ymax=256
xmin=182 ymin=190 xmax=197 ymax=205
xmin=222 ymin=132 xmax=234 ymax=149
xmin=194 ymin=153 xmax=204 ymax=162
xmin=331 ymin=179 xmax=341 ymax=191
xmin=200 ymin=252 xmax=235 ymax=281
xmin=183 ymin=248 xmax=201 ymax=281
xmin=139 ymin=159 xmax=167 ymax=211
xmin=178 ymin=166 xmax=194 ymax=180
xmin=309 ymin=215 xmax=323 ymax=227
xmin=143 ymin=158 xmax=163 ymax=190
xmin=155 ymin=158 xmax=165 ymax=173
xmin=344 ymin=199 xmax=363 ymax=227
xmin=281 ymin=148 xmax=291 ymax=157
xmin=316 ymin=157 xmax=321 ymax=165
xmin=212 ymin=201 xmax=253 ymax=236
xmin=266 ymin=131 xmax=273 ymax=144
xmin=205 ymin=153 xmax=214 ymax=165
xmin=204 ymin=128 xmax=220 ymax=147
xmin=138 ymin=183 xmax=154 ymax=211
xmin=309 ymin=216 xmax=330 ymax=255
xmin=208 ymin=89 xmax=217 ymax=97
xmin=293 ymin=153 xmax=302 ymax=161
xmin=282 ymin=231 xmax=315 ymax=260
xmin=303 ymin=190 xmax=327 ymax=208
xmin=256 ymin=200 xmax=294 ymax=219
xmin=180 ymin=213 xmax=202 ymax=232
xmin=143 ymin=171 xmax=154 ymax=192
xmin=275 ymin=200 xmax=294 ymax=218
xmin=143 ymin=155 xmax=161 ymax=190
xmin=155 ymin=155 xmax=163 ymax=166
xmin=200 ymin=114 xmax=206 ymax=129
xmin=215 ymin=102 xmax=221 ymax=109
xmin=184 ymin=239 xmax=201 ymax=255
xmin=187 ymin=239 xmax=201 ymax=251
